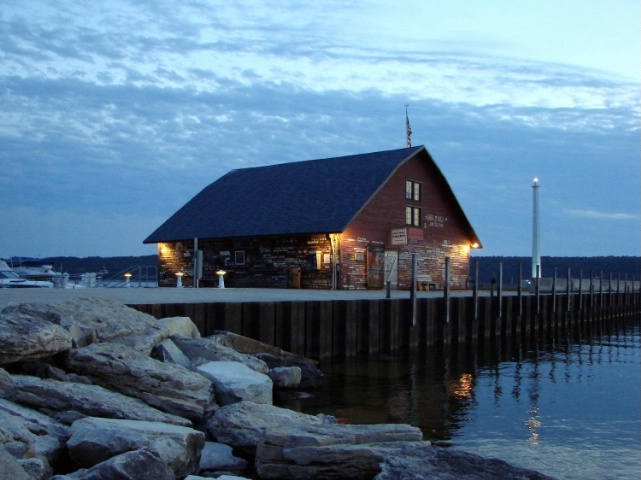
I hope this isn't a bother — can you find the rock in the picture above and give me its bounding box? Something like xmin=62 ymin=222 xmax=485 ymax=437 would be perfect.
xmin=50 ymin=448 xmax=175 ymax=480
xmin=255 ymin=422 xmax=424 ymax=479
xmin=0 ymin=445 xmax=30 ymax=480
xmin=0 ymin=312 xmax=73 ymax=364
xmin=2 ymin=299 xmax=167 ymax=354
xmin=207 ymin=401 xmax=337 ymax=456
xmin=0 ymin=368 xmax=16 ymax=400
xmin=374 ymin=442 xmax=557 ymax=480
xmin=196 ymin=361 xmax=272 ymax=406
xmin=10 ymin=375 xmax=191 ymax=426
xmin=154 ymin=338 xmax=192 ymax=368
xmin=171 ymin=335 xmax=269 ymax=373
xmin=65 ymin=342 xmax=215 ymax=421
xmin=186 ymin=475 xmax=251 ymax=480
xmin=0 ymin=399 xmax=68 ymax=471
xmin=157 ymin=316 xmax=201 ymax=339
xmin=18 ymin=457 xmax=51 ymax=480
xmin=267 ymin=366 xmax=301 ymax=389
xmin=67 ymin=417 xmax=205 ymax=477
xmin=255 ymin=353 xmax=324 ymax=389
xmin=198 ymin=441 xmax=248 ymax=475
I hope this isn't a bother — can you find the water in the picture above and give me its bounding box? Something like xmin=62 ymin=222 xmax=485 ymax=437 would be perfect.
xmin=276 ymin=319 xmax=641 ymax=479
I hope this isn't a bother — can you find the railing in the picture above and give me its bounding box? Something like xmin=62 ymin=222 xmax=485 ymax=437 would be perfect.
xmin=98 ymin=265 xmax=158 ymax=288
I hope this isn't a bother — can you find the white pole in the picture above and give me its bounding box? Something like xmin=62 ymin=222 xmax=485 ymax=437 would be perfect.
xmin=531 ymin=178 xmax=541 ymax=278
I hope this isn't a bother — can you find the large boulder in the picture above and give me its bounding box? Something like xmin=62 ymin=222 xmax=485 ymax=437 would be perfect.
xmin=0 ymin=368 xmax=16 ymax=400
xmin=0 ymin=445 xmax=30 ymax=480
xmin=255 ymin=422 xmax=423 ymax=479
xmin=374 ymin=442 xmax=556 ymax=480
xmin=9 ymin=375 xmax=191 ymax=426
xmin=171 ymin=335 xmax=269 ymax=373
xmin=0 ymin=311 xmax=73 ymax=364
xmin=154 ymin=338 xmax=192 ymax=368
xmin=50 ymin=448 xmax=175 ymax=480
xmin=207 ymin=401 xmax=338 ymax=456
xmin=196 ymin=361 xmax=273 ymax=406
xmin=2 ymin=298 xmax=167 ymax=354
xmin=198 ymin=442 xmax=248 ymax=476
xmin=65 ymin=342 xmax=215 ymax=421
xmin=255 ymin=353 xmax=323 ymax=389
xmin=0 ymin=398 xmax=68 ymax=473
xmin=156 ymin=316 xmax=201 ymax=339
xmin=66 ymin=417 xmax=205 ymax=477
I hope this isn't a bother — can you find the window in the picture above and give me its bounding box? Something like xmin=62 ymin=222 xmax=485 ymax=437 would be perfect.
xmin=405 ymin=180 xmax=421 ymax=201
xmin=235 ymin=251 xmax=245 ymax=265
xmin=405 ymin=206 xmax=421 ymax=227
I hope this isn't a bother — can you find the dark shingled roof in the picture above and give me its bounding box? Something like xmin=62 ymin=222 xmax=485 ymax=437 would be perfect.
xmin=144 ymin=146 xmax=479 ymax=244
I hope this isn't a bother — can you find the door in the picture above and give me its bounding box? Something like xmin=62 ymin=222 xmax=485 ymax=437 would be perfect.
xmin=366 ymin=246 xmax=385 ymax=289
xmin=384 ymin=251 xmax=398 ymax=289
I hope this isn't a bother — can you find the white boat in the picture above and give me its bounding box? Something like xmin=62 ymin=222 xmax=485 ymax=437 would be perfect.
xmin=3 ymin=257 xmax=62 ymax=282
xmin=0 ymin=260 xmax=54 ymax=288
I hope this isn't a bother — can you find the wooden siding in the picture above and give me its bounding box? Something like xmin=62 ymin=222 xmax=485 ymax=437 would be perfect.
xmin=341 ymin=153 xmax=474 ymax=289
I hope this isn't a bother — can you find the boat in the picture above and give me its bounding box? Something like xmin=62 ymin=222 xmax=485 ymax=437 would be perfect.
xmin=2 ymin=256 xmax=62 ymax=282
xmin=0 ymin=260 xmax=54 ymax=288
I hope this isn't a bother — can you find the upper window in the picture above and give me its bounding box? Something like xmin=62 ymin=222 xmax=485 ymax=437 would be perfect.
xmin=405 ymin=180 xmax=421 ymax=201
xmin=405 ymin=206 xmax=421 ymax=227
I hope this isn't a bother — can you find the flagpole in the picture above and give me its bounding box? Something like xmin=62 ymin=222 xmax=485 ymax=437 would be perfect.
xmin=405 ymin=104 xmax=412 ymax=148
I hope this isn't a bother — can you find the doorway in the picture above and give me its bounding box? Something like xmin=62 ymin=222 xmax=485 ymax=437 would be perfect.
xmin=384 ymin=251 xmax=398 ymax=289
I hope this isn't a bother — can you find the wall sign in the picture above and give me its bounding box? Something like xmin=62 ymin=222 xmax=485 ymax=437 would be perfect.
xmin=391 ymin=228 xmax=407 ymax=245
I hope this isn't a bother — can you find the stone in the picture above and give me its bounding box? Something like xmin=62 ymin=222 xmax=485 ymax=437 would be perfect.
xmin=196 ymin=361 xmax=272 ymax=406
xmin=207 ymin=401 xmax=337 ymax=456
xmin=156 ymin=316 xmax=201 ymax=339
xmin=50 ymin=448 xmax=175 ymax=480
xmin=374 ymin=442 xmax=557 ymax=480
xmin=198 ymin=441 xmax=248 ymax=474
xmin=0 ymin=445 xmax=30 ymax=480
xmin=171 ymin=335 xmax=269 ymax=373
xmin=10 ymin=375 xmax=191 ymax=426
xmin=65 ymin=342 xmax=215 ymax=421
xmin=267 ymin=366 xmax=301 ymax=389
xmin=2 ymin=298 xmax=167 ymax=354
xmin=255 ymin=422 xmax=424 ymax=479
xmin=154 ymin=338 xmax=192 ymax=368
xmin=18 ymin=457 xmax=51 ymax=480
xmin=0 ymin=312 xmax=73 ymax=364
xmin=66 ymin=417 xmax=205 ymax=477
xmin=0 ymin=367 xmax=16 ymax=400
xmin=255 ymin=353 xmax=324 ymax=389
xmin=0 ymin=399 xmax=68 ymax=472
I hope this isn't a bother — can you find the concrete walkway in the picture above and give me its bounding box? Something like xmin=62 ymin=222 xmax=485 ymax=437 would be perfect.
xmin=0 ymin=286 xmax=502 ymax=305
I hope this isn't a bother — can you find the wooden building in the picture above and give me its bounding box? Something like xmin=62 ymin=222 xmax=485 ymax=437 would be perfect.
xmin=144 ymin=146 xmax=482 ymax=290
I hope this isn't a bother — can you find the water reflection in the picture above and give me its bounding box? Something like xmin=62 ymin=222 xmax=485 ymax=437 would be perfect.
xmin=276 ymin=318 xmax=640 ymax=479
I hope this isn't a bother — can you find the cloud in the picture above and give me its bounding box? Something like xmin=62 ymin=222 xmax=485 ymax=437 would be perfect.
xmin=563 ymin=209 xmax=639 ymax=221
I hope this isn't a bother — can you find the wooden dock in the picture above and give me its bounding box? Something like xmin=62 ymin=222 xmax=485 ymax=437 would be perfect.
xmin=132 ymin=287 xmax=641 ymax=360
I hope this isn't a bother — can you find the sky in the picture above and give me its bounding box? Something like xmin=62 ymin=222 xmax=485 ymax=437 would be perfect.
xmin=1 ymin=0 xmax=639 ymax=259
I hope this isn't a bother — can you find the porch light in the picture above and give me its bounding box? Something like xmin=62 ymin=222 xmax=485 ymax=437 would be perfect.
xmin=124 ymin=272 xmax=132 ymax=288
xmin=216 ymin=270 xmax=227 ymax=289
xmin=175 ymin=271 xmax=184 ymax=288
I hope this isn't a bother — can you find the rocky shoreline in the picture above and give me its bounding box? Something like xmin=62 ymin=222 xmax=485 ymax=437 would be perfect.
xmin=0 ymin=298 xmax=555 ymax=479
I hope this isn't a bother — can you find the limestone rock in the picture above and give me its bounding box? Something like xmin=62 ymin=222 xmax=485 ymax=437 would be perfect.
xmin=0 ymin=398 xmax=68 ymax=470
xmin=171 ymin=335 xmax=269 ymax=373
xmin=196 ymin=361 xmax=272 ymax=406
xmin=198 ymin=441 xmax=248 ymax=475
xmin=0 ymin=445 xmax=30 ymax=480
xmin=207 ymin=401 xmax=337 ymax=455
xmin=3 ymin=298 xmax=167 ymax=354
xmin=154 ymin=338 xmax=192 ymax=368
xmin=0 ymin=312 xmax=72 ymax=364
xmin=65 ymin=342 xmax=215 ymax=421
xmin=157 ymin=316 xmax=201 ymax=339
xmin=267 ymin=366 xmax=301 ymax=389
xmin=50 ymin=447 xmax=175 ymax=480
xmin=374 ymin=442 xmax=557 ymax=480
xmin=0 ymin=367 xmax=16 ymax=400
xmin=67 ymin=417 xmax=205 ymax=477
xmin=255 ymin=422 xmax=424 ymax=479
xmin=11 ymin=375 xmax=191 ymax=426
xmin=255 ymin=352 xmax=324 ymax=389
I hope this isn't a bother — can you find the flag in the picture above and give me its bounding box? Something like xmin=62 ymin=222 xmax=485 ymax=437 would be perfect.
xmin=405 ymin=106 xmax=412 ymax=148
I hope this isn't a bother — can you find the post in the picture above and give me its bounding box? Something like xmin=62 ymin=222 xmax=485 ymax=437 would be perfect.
xmin=531 ymin=178 xmax=541 ymax=279
xmin=551 ymin=267 xmax=557 ymax=314
xmin=497 ymin=261 xmax=503 ymax=320
xmin=193 ymin=237 xmax=199 ymax=289
xmin=410 ymin=254 xmax=417 ymax=326
xmin=444 ymin=256 xmax=451 ymax=324
xmin=578 ymin=269 xmax=583 ymax=312
xmin=473 ymin=258 xmax=479 ymax=321
xmin=535 ymin=265 xmax=540 ymax=315
xmin=566 ymin=267 xmax=571 ymax=313
xmin=518 ymin=263 xmax=523 ymax=317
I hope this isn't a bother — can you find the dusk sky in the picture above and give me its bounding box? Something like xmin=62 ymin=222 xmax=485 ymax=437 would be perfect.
xmin=2 ymin=1 xmax=639 ymax=259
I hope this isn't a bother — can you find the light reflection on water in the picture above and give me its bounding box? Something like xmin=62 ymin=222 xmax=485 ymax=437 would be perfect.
xmin=276 ymin=319 xmax=641 ymax=480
